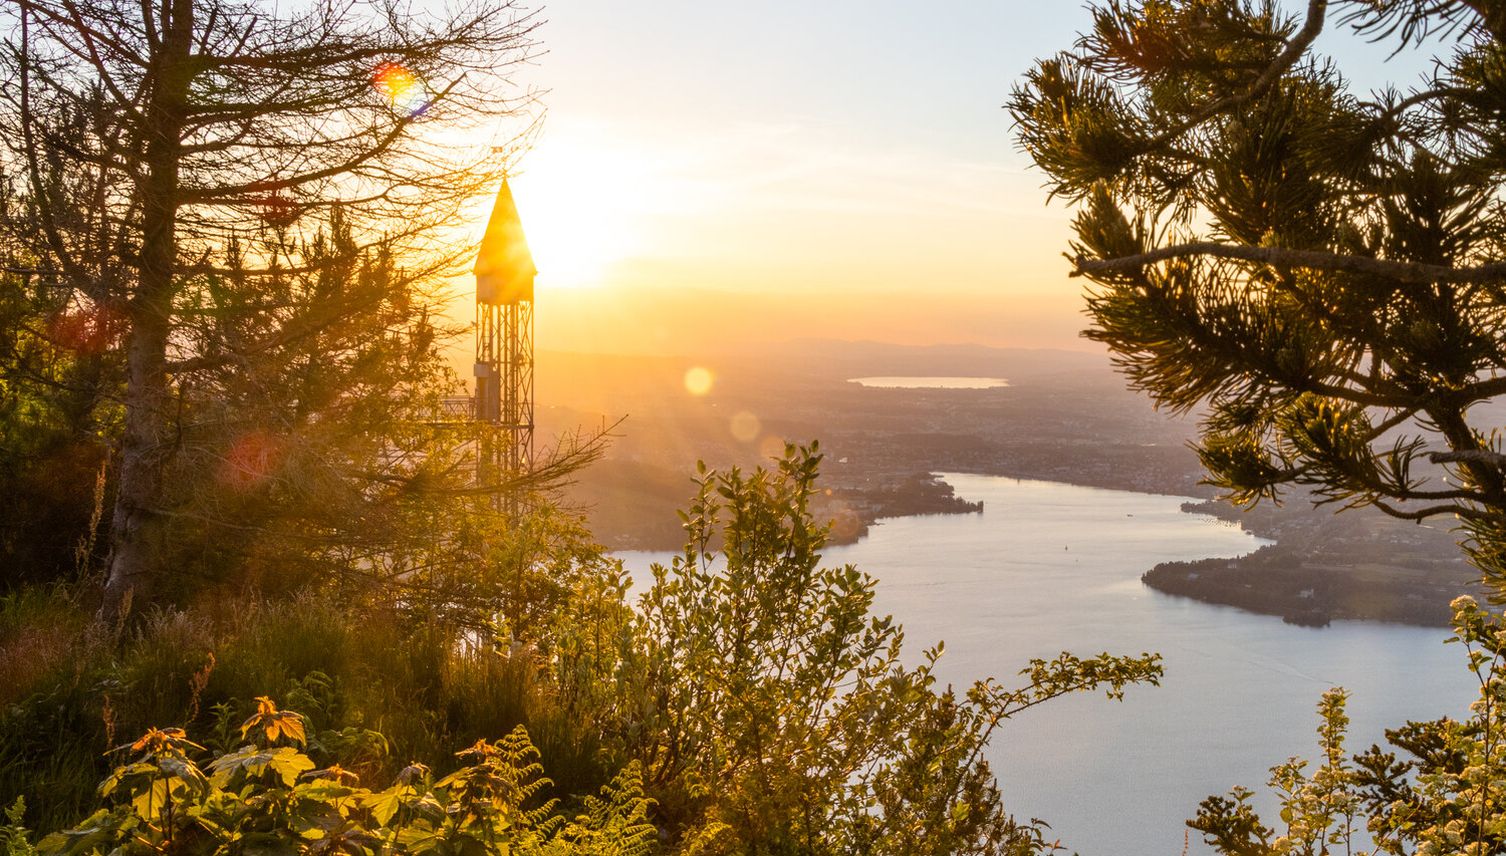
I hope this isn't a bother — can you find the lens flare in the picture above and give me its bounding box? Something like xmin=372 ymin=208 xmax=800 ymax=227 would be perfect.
xmin=730 ymin=411 xmax=761 ymax=443
xmin=219 ymin=431 xmax=283 ymax=491
xmin=684 ymin=366 xmax=714 ymax=397
xmin=758 ymin=435 xmax=787 ymax=461
xmin=50 ymin=304 xmax=122 ymax=354
xmin=372 ymin=62 xmax=431 ymax=117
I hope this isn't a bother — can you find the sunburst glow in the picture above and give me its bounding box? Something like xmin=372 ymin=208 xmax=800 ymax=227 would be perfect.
xmin=507 ymin=128 xmax=671 ymax=290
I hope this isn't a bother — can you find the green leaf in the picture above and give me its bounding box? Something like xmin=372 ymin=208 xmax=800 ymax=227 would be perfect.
xmin=362 ymin=790 xmax=402 ymax=828
xmin=267 ymin=748 xmax=316 ymax=786
xmin=208 ymin=745 xmax=315 ymax=788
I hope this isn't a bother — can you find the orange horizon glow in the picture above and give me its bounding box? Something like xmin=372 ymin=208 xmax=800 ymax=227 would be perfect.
xmin=488 ymin=116 xmax=1074 ymax=303
xmin=446 ymin=112 xmax=1083 ymax=358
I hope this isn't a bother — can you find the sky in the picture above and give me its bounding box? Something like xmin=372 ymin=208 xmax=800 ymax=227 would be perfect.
xmin=462 ymin=1 xmax=1445 ymax=355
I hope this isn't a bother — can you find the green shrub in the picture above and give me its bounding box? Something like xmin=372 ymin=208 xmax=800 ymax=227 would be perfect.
xmin=0 ymin=596 xmax=610 ymax=835
xmin=1192 ymin=596 xmax=1506 ymax=855
xmin=3 ymin=445 xmax=1167 ymax=854
xmin=0 ymin=798 xmax=34 ymax=856
xmin=26 ymin=698 xmax=653 ymax=856
xmin=618 ymin=444 xmax=1163 ymax=854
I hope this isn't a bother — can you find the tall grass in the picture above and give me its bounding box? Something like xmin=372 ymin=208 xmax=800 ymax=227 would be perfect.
xmin=0 ymin=586 xmax=612 ymax=835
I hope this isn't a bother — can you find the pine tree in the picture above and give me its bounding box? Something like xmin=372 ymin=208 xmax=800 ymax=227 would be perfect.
xmin=1010 ymin=0 xmax=1506 ymax=589
xmin=0 ymin=0 xmax=542 ymax=620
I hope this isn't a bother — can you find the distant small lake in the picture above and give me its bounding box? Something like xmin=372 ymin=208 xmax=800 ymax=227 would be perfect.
xmin=617 ymin=475 xmax=1474 ymax=856
xmin=849 ymin=376 xmax=1010 ymax=389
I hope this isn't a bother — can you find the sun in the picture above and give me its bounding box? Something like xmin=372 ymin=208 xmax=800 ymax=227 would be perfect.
xmin=504 ymin=130 xmax=662 ymax=290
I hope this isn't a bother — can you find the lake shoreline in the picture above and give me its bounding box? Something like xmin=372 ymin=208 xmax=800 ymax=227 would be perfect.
xmin=1139 ymin=499 xmax=1482 ymax=629
xmin=922 ymin=471 xmax=1480 ymax=630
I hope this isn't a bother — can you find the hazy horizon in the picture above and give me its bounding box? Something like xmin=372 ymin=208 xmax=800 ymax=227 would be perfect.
xmin=439 ymin=1 xmax=1453 ymax=356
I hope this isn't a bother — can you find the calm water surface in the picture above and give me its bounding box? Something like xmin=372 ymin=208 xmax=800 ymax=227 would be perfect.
xmin=618 ymin=475 xmax=1474 ymax=856
xmin=848 ymin=376 xmax=1010 ymax=389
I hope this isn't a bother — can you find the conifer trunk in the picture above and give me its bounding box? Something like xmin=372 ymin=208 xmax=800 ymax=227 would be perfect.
xmin=99 ymin=0 xmax=194 ymax=626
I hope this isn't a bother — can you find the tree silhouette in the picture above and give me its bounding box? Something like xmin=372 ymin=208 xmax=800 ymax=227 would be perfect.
xmin=1010 ymin=0 xmax=1506 ymax=590
xmin=1 ymin=0 xmax=540 ymax=621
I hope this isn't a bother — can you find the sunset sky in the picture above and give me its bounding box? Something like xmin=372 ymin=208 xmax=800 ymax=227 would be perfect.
xmin=479 ymin=2 xmax=1438 ymax=355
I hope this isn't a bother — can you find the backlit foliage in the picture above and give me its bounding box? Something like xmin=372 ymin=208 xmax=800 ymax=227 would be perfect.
xmin=26 ymin=704 xmax=653 ymax=856
xmin=619 ymin=444 xmax=1164 ymax=854
xmin=0 ymin=445 xmax=1165 ymax=854
xmin=0 ymin=0 xmax=548 ymax=622
xmin=1192 ymin=596 xmax=1506 ymax=855
xmin=1010 ymin=0 xmax=1506 ymax=591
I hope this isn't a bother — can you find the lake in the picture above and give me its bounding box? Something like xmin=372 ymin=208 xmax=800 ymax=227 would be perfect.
xmin=848 ymin=376 xmax=1010 ymax=389
xmin=617 ymin=474 xmax=1475 ymax=855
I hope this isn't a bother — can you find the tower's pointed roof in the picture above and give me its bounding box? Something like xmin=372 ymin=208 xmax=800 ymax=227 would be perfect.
xmin=474 ymin=178 xmax=536 ymax=304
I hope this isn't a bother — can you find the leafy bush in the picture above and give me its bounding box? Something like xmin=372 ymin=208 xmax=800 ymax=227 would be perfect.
xmin=4 ymin=444 xmax=1170 ymax=854
xmin=1193 ymin=596 xmax=1506 ymax=855
xmin=0 ymin=594 xmax=609 ymax=836
xmin=27 ymin=698 xmax=653 ymax=856
xmin=617 ymin=444 xmax=1163 ymax=854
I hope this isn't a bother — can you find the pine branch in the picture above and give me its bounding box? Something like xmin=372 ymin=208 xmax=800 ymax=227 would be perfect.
xmin=1431 ymin=449 xmax=1506 ymax=468
xmin=1074 ymin=241 xmax=1506 ymax=285
xmin=1133 ymin=0 xmax=1329 ymax=154
xmin=1372 ymin=498 xmax=1489 ymax=522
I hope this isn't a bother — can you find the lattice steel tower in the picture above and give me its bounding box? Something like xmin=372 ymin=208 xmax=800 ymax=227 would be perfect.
xmin=473 ymin=179 xmax=536 ymax=505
